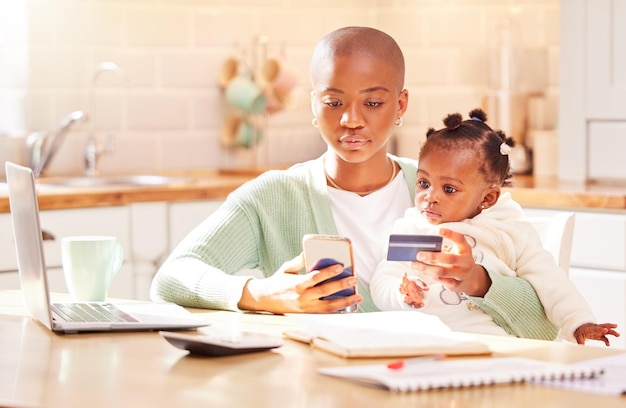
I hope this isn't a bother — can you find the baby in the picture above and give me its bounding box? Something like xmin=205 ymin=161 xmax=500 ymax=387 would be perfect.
xmin=370 ymin=109 xmax=619 ymax=345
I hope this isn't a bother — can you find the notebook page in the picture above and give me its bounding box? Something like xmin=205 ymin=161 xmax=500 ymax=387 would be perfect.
xmin=318 ymin=357 xmax=604 ymax=392
xmin=535 ymin=352 xmax=626 ymax=395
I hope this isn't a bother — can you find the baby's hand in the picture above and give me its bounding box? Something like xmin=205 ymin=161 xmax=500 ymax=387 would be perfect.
xmin=399 ymin=273 xmax=430 ymax=308
xmin=574 ymin=323 xmax=620 ymax=346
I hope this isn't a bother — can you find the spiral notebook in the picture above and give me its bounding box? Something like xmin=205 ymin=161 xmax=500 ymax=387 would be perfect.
xmin=318 ymin=356 xmax=604 ymax=392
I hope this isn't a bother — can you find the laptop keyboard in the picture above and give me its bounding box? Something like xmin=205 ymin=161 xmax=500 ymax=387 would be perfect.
xmin=52 ymin=303 xmax=139 ymax=323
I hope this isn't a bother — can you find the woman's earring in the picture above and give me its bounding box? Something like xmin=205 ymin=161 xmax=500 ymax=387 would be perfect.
xmin=395 ymin=116 xmax=403 ymax=126
xmin=311 ymin=117 xmax=319 ymax=128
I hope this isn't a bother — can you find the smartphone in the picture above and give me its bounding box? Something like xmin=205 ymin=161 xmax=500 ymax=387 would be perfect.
xmin=302 ymin=234 xmax=357 ymax=312
xmin=386 ymin=234 xmax=443 ymax=261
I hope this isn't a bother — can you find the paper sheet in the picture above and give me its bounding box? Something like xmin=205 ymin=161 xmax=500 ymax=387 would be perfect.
xmin=284 ymin=311 xmax=490 ymax=358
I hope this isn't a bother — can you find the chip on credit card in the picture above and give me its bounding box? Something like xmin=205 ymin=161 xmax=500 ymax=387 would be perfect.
xmin=386 ymin=234 xmax=443 ymax=261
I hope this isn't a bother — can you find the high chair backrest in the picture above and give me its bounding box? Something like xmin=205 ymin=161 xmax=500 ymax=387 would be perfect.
xmin=525 ymin=212 xmax=576 ymax=274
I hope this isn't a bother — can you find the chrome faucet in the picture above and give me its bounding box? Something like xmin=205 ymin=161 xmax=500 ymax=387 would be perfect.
xmin=85 ymin=61 xmax=129 ymax=177
xmin=26 ymin=110 xmax=86 ymax=177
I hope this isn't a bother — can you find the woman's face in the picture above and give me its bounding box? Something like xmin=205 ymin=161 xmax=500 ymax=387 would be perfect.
xmin=310 ymin=53 xmax=407 ymax=164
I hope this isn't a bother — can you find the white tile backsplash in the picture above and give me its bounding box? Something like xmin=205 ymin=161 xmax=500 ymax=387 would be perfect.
xmin=160 ymin=51 xmax=216 ymax=87
xmin=127 ymin=93 xmax=191 ymax=130
xmin=98 ymin=131 xmax=161 ymax=175
xmin=126 ymin=7 xmax=190 ymax=47
xmin=194 ymin=9 xmax=263 ymax=46
xmin=192 ymin=90 xmax=229 ymax=129
xmin=0 ymin=91 xmax=27 ymax=132
xmin=160 ymin=130 xmax=221 ymax=170
xmin=55 ymin=3 xmax=124 ymax=46
xmin=91 ymin=93 xmax=125 ymax=131
xmin=0 ymin=0 xmax=559 ymax=176
xmin=92 ymin=51 xmax=158 ymax=88
xmin=424 ymin=9 xmax=485 ymax=47
xmin=28 ymin=47 xmax=92 ymax=87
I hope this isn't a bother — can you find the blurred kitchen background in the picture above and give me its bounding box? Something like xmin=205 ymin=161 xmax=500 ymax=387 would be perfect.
xmin=0 ymin=0 xmax=558 ymax=178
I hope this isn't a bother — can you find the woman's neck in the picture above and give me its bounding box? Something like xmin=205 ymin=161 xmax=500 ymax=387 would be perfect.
xmin=324 ymin=153 xmax=398 ymax=196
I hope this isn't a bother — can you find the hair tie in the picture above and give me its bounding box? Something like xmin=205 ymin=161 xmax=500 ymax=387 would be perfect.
xmin=500 ymin=142 xmax=512 ymax=155
xmin=471 ymin=117 xmax=482 ymax=122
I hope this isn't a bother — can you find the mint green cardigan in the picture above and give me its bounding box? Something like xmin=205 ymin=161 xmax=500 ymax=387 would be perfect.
xmin=151 ymin=155 xmax=558 ymax=340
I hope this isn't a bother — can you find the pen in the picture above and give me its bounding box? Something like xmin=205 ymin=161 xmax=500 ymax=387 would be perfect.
xmin=386 ymin=354 xmax=446 ymax=370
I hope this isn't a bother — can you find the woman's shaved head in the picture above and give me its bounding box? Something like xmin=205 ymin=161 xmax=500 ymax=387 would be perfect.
xmin=310 ymin=26 xmax=405 ymax=92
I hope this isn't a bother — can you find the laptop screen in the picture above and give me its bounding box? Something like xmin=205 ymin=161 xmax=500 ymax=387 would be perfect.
xmin=5 ymin=162 xmax=55 ymax=330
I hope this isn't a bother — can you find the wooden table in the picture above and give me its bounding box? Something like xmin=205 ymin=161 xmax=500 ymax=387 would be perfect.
xmin=1 ymin=290 xmax=625 ymax=408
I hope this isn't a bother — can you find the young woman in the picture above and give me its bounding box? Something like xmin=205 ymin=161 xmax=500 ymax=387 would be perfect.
xmin=150 ymin=27 xmax=557 ymax=340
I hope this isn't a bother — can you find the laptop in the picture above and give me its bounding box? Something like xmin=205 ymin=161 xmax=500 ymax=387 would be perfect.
xmin=4 ymin=161 xmax=209 ymax=333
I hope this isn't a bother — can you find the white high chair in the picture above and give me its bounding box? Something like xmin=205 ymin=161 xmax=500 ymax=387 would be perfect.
xmin=525 ymin=212 xmax=577 ymax=343
xmin=525 ymin=212 xmax=576 ymax=273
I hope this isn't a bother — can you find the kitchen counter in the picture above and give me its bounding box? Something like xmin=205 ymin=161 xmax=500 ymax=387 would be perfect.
xmin=0 ymin=168 xmax=260 ymax=213
xmin=503 ymin=175 xmax=626 ymax=211
xmin=2 ymin=169 xmax=626 ymax=213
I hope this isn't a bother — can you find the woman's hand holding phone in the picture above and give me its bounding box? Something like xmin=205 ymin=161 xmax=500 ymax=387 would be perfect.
xmin=302 ymin=234 xmax=359 ymax=313
xmin=306 ymin=258 xmax=360 ymax=313
xmin=239 ymin=253 xmax=361 ymax=314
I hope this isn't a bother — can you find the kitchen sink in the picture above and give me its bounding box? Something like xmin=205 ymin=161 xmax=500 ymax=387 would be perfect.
xmin=36 ymin=175 xmax=193 ymax=189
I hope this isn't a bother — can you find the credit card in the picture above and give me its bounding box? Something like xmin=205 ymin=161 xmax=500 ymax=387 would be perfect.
xmin=386 ymin=234 xmax=443 ymax=261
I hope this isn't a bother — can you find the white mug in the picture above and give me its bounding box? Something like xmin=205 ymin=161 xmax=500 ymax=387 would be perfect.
xmin=61 ymin=236 xmax=124 ymax=302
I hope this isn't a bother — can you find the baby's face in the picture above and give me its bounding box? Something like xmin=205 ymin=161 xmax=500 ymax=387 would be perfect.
xmin=415 ymin=148 xmax=493 ymax=225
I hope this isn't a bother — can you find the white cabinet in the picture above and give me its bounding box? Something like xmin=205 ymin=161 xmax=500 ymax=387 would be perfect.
xmin=0 ymin=207 xmax=134 ymax=299
xmin=568 ymin=211 xmax=626 ymax=271
xmin=588 ymin=122 xmax=626 ymax=182
xmin=524 ymin=208 xmax=626 ymax=349
xmin=560 ymin=0 xmax=626 ymax=349
xmin=0 ymin=213 xmax=18 ymax=272
xmin=586 ymin=0 xmax=626 ymax=119
xmin=126 ymin=200 xmax=224 ymax=300
xmin=570 ymin=268 xmax=626 ymax=350
xmin=130 ymin=202 xmax=169 ymax=300
xmin=525 ymin=209 xmax=626 ymax=273
xmin=0 ymin=211 xmax=23 ymax=288
xmin=167 ymin=200 xmax=223 ymax=252
xmin=560 ymin=0 xmax=626 ymax=183
xmin=1 ymin=199 xmax=226 ymax=300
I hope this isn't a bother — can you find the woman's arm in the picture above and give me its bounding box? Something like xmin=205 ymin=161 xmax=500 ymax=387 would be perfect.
xmin=150 ymin=180 xmax=362 ymax=313
xmin=467 ymin=270 xmax=559 ymax=340
xmin=150 ymin=200 xmax=263 ymax=310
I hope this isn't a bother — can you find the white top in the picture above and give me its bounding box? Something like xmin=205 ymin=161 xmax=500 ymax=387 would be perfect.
xmin=328 ymin=169 xmax=412 ymax=288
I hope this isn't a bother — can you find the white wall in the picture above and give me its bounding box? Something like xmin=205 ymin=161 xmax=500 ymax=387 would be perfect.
xmin=0 ymin=0 xmax=559 ymax=176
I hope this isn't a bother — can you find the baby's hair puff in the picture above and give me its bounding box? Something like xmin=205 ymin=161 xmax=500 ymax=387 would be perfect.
xmin=420 ymin=108 xmax=515 ymax=187
xmin=443 ymin=113 xmax=463 ymax=130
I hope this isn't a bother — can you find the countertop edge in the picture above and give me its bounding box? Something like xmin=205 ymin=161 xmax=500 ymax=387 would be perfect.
xmin=3 ymin=172 xmax=626 ymax=213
